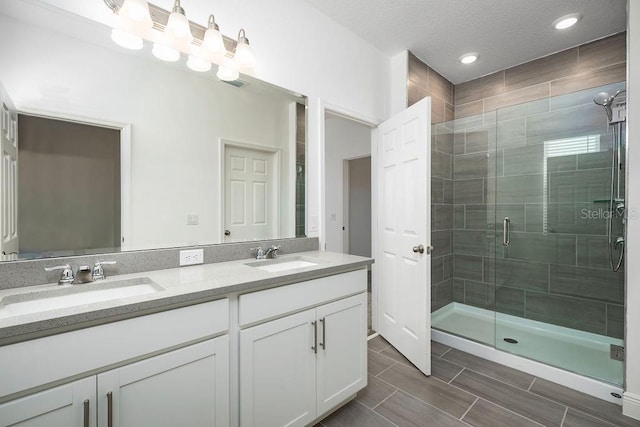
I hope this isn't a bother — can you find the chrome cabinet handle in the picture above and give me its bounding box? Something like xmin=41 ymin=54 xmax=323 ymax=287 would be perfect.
xmin=83 ymin=399 xmax=90 ymax=427
xmin=311 ymin=321 xmax=317 ymax=354
xmin=107 ymin=392 xmax=113 ymax=427
xmin=320 ymin=317 xmax=326 ymax=350
xmin=503 ymin=217 xmax=511 ymax=247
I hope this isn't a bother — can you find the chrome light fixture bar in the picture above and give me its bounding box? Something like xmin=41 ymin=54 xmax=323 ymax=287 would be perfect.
xmin=104 ymin=0 xmax=256 ymax=81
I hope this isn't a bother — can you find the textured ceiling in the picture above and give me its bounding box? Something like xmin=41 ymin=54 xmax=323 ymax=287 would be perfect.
xmin=300 ymin=0 xmax=627 ymax=84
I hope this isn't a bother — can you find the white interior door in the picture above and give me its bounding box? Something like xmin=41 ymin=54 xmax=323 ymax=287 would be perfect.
xmin=224 ymin=145 xmax=278 ymax=242
xmin=376 ymin=97 xmax=431 ymax=375
xmin=0 ymin=83 xmax=18 ymax=258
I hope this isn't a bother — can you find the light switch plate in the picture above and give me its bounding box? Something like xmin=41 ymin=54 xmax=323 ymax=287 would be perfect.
xmin=180 ymin=249 xmax=204 ymax=266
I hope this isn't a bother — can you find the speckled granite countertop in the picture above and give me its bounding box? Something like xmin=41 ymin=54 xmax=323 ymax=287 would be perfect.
xmin=0 ymin=251 xmax=373 ymax=345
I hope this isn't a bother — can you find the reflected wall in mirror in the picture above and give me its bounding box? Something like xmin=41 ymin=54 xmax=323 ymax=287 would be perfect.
xmin=0 ymin=0 xmax=307 ymax=261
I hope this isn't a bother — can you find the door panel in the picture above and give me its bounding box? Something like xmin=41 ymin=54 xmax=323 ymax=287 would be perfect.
xmin=240 ymin=310 xmax=317 ymax=427
xmin=376 ymin=97 xmax=431 ymax=375
xmin=224 ymin=145 xmax=278 ymax=242
xmin=97 ymin=338 xmax=228 ymax=427
xmin=0 ymin=377 xmax=95 ymax=427
xmin=316 ymin=293 xmax=367 ymax=415
xmin=0 ymin=83 xmax=18 ymax=257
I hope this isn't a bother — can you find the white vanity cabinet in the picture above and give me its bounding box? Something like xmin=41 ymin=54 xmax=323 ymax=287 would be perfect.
xmin=0 ymin=299 xmax=230 ymax=427
xmin=0 ymin=337 xmax=228 ymax=427
xmin=0 ymin=377 xmax=96 ymax=427
xmin=97 ymin=336 xmax=229 ymax=427
xmin=238 ymin=269 xmax=367 ymax=427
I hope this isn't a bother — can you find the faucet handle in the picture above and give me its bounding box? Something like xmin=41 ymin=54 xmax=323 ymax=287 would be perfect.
xmin=250 ymin=247 xmax=266 ymax=259
xmin=44 ymin=264 xmax=75 ymax=285
xmin=93 ymin=261 xmax=117 ymax=280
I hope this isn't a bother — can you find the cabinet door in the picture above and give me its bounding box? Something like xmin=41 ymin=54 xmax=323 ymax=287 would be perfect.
xmin=316 ymin=293 xmax=367 ymax=415
xmin=97 ymin=336 xmax=229 ymax=427
xmin=0 ymin=377 xmax=96 ymax=427
xmin=240 ymin=309 xmax=317 ymax=427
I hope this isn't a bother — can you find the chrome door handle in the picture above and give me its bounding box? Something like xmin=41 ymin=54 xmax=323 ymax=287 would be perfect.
xmin=503 ymin=217 xmax=510 ymax=247
xmin=413 ymin=244 xmax=425 ymax=254
xmin=107 ymin=391 xmax=113 ymax=427
xmin=311 ymin=321 xmax=317 ymax=354
xmin=83 ymin=399 xmax=90 ymax=427
xmin=319 ymin=317 xmax=326 ymax=350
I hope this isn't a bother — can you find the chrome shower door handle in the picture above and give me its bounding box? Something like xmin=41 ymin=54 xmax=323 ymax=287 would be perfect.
xmin=503 ymin=217 xmax=510 ymax=247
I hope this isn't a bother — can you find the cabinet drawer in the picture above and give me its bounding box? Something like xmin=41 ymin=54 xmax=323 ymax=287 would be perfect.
xmin=0 ymin=298 xmax=229 ymax=399
xmin=239 ymin=269 xmax=366 ymax=327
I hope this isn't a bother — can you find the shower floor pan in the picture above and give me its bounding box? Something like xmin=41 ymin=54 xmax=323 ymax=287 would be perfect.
xmin=432 ymin=302 xmax=624 ymax=385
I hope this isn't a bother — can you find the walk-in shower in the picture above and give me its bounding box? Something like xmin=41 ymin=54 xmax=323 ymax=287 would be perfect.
xmin=593 ymin=90 xmax=627 ymax=271
xmin=431 ymin=82 xmax=627 ymax=389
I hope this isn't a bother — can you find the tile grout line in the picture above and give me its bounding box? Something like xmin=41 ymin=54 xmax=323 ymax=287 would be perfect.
xmin=374 ymin=361 xmax=398 ymax=378
xmin=459 ymin=397 xmax=479 ymax=420
xmin=528 ymin=376 xmax=537 ymax=391
xmin=439 ymin=347 xmax=453 ymax=358
xmin=371 ymin=389 xmax=398 ymax=411
xmin=354 ymin=399 xmax=400 ymax=427
xmin=448 ymin=367 xmax=466 ymax=384
xmin=566 ymin=407 xmax=622 ymax=427
xmin=560 ymin=406 xmax=568 ymax=427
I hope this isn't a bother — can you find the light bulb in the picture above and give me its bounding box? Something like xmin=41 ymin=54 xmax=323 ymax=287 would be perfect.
xmin=202 ymin=15 xmax=225 ymax=58
xmin=217 ymin=57 xmax=239 ymax=81
xmin=459 ymin=53 xmax=478 ymax=64
xmin=553 ymin=13 xmax=581 ymax=30
xmin=234 ymin=29 xmax=256 ymax=69
xmin=152 ymin=41 xmax=180 ymax=62
xmin=187 ymin=53 xmax=212 ymax=72
xmin=164 ymin=0 xmax=193 ymax=50
xmin=111 ymin=28 xmax=143 ymax=50
xmin=118 ymin=0 xmax=152 ymax=32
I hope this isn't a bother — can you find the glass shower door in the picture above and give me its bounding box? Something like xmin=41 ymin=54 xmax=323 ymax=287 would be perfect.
xmin=493 ymin=83 xmax=626 ymax=385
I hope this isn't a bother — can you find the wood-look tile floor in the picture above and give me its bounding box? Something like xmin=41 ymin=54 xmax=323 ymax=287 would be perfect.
xmin=317 ymin=336 xmax=640 ymax=427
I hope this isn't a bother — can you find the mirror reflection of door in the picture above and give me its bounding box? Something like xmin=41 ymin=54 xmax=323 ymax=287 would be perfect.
xmin=224 ymin=145 xmax=279 ymax=242
xmin=17 ymin=115 xmax=121 ymax=257
xmin=0 ymin=84 xmax=18 ymax=259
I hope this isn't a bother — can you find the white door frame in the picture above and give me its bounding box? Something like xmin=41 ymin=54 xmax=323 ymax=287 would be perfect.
xmin=218 ymin=138 xmax=281 ymax=242
xmin=15 ymin=107 xmax=132 ymax=251
xmin=319 ymin=102 xmax=378 ymax=330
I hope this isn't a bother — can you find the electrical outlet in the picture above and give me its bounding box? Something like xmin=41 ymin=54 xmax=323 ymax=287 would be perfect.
xmin=186 ymin=213 xmax=199 ymax=225
xmin=180 ymin=249 xmax=203 ymax=266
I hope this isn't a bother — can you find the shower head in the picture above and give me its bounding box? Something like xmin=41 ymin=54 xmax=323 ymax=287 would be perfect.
xmin=593 ymin=91 xmax=614 ymax=122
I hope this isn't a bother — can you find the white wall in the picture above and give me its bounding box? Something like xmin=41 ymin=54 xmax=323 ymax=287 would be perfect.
xmin=624 ymin=0 xmax=640 ymax=420
xmin=324 ymin=115 xmax=371 ymax=252
xmin=0 ymin=12 xmax=294 ymax=250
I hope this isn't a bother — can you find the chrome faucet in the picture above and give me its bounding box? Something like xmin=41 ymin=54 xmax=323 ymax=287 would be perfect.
xmin=266 ymin=245 xmax=281 ymax=259
xmin=251 ymin=247 xmax=267 ymax=260
xmin=92 ymin=261 xmax=117 ymax=281
xmin=44 ymin=264 xmax=75 ymax=285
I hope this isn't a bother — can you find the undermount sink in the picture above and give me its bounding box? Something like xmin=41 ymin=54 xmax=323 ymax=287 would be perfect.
xmin=245 ymin=256 xmax=318 ymax=273
xmin=0 ymin=277 xmax=164 ymax=319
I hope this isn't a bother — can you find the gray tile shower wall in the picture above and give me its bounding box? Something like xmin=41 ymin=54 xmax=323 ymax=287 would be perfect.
xmin=407 ymin=53 xmax=456 ymax=312
xmin=446 ymin=33 xmax=627 ymax=339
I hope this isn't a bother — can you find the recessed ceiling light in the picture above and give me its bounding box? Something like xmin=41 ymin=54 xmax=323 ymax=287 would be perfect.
xmin=459 ymin=53 xmax=478 ymax=64
xmin=553 ymin=13 xmax=581 ymax=30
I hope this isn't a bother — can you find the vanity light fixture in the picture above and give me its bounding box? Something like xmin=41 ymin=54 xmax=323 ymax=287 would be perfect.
xmin=110 ymin=0 xmax=152 ymax=50
xmin=104 ymin=0 xmax=257 ymax=81
xmin=217 ymin=57 xmax=240 ymax=81
xmin=553 ymin=13 xmax=581 ymax=30
xmin=459 ymin=53 xmax=478 ymax=64
xmin=234 ymin=29 xmax=256 ymax=70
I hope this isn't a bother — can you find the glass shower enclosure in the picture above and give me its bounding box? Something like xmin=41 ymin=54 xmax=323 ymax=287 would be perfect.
xmin=431 ymin=82 xmax=626 ymax=386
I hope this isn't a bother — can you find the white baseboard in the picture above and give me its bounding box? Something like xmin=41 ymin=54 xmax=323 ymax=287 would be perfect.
xmin=623 ymin=392 xmax=640 ymax=420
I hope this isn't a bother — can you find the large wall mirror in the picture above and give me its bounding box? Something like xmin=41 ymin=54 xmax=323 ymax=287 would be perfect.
xmin=0 ymin=0 xmax=307 ymax=261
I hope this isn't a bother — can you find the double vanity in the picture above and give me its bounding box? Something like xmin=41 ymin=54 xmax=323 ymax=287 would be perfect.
xmin=0 ymin=250 xmax=372 ymax=427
